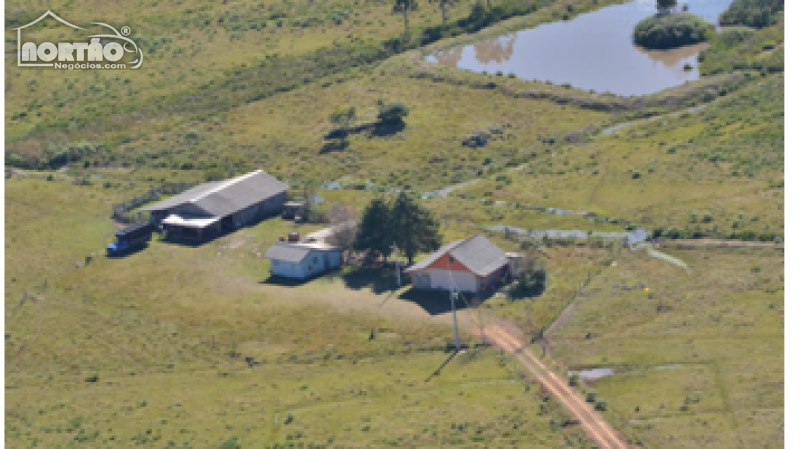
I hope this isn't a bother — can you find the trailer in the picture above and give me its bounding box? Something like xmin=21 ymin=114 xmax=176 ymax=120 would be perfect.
xmin=106 ymin=222 xmax=153 ymax=256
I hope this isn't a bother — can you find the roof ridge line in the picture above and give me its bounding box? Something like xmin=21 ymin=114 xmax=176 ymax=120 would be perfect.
xmin=189 ymin=169 xmax=263 ymax=203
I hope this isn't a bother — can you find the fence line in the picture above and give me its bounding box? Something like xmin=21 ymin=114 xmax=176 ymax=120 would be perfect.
xmin=112 ymin=182 xmax=197 ymax=223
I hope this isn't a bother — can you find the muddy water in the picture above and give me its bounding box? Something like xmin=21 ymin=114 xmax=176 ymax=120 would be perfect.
xmin=427 ymin=0 xmax=733 ymax=96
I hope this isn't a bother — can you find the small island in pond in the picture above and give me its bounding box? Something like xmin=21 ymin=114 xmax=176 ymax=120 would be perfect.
xmin=634 ymin=12 xmax=715 ymax=49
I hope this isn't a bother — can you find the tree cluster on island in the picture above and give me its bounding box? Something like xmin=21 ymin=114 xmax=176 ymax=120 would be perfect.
xmin=634 ymin=0 xmax=715 ymax=49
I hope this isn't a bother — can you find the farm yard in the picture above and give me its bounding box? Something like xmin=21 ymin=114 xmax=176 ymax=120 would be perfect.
xmin=4 ymin=177 xmax=622 ymax=447
xmin=5 ymin=173 xmax=784 ymax=447
xmin=5 ymin=0 xmax=784 ymax=446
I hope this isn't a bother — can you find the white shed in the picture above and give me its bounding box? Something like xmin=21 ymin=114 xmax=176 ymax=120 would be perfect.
xmin=265 ymin=241 xmax=343 ymax=280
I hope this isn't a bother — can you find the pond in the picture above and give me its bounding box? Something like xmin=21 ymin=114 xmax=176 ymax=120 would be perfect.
xmin=483 ymin=224 xmax=652 ymax=246
xmin=426 ymin=0 xmax=734 ymax=96
xmin=568 ymin=367 xmax=616 ymax=381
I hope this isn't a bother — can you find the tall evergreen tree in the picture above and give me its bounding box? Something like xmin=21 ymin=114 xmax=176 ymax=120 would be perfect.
xmin=390 ymin=192 xmax=442 ymax=263
xmin=353 ymin=197 xmax=393 ymax=261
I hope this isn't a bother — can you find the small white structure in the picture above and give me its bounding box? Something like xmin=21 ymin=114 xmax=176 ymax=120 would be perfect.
xmin=265 ymin=241 xmax=343 ymax=280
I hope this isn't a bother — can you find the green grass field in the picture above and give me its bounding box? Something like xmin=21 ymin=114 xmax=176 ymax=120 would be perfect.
xmin=457 ymin=74 xmax=784 ymax=238
xmin=6 ymin=178 xmax=619 ymax=448
xmin=5 ymin=0 xmax=783 ymax=446
xmin=545 ymin=246 xmax=784 ymax=447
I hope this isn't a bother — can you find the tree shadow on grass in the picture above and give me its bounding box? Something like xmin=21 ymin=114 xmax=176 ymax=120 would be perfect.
xmin=261 ymin=268 xmax=342 ymax=287
xmin=370 ymin=120 xmax=406 ymax=137
xmin=396 ymin=288 xmax=479 ymax=316
xmin=341 ymin=267 xmax=399 ymax=295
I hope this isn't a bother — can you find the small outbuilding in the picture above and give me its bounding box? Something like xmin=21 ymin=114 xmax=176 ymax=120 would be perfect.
xmin=282 ymin=201 xmax=306 ymax=220
xmin=265 ymin=241 xmax=343 ymax=280
xmin=405 ymin=234 xmax=509 ymax=294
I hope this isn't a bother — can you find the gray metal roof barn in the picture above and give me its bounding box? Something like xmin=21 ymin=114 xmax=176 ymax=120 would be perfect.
xmin=143 ymin=170 xmax=288 ymax=240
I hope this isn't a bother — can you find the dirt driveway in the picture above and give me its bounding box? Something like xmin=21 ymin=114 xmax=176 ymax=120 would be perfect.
xmin=484 ymin=324 xmax=630 ymax=449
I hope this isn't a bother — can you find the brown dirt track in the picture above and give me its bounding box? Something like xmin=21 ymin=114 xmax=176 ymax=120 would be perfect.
xmin=485 ymin=324 xmax=630 ymax=449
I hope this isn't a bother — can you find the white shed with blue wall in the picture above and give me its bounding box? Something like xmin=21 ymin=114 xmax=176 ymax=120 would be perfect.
xmin=265 ymin=241 xmax=343 ymax=280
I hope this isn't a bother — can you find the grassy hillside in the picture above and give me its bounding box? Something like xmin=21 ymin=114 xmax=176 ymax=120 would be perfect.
xmin=718 ymin=0 xmax=784 ymax=27
xmin=700 ymin=18 xmax=784 ymax=76
xmin=547 ymin=246 xmax=783 ymax=447
xmin=5 ymin=0 xmax=615 ymax=159
xmin=457 ymin=74 xmax=784 ymax=239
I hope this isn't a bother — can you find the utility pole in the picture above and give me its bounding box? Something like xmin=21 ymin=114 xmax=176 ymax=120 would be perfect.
xmin=450 ymin=290 xmax=461 ymax=352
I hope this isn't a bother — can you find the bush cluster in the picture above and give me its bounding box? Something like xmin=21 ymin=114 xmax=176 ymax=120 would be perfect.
xmin=633 ymin=13 xmax=715 ymax=49
xmin=719 ymin=0 xmax=784 ymax=28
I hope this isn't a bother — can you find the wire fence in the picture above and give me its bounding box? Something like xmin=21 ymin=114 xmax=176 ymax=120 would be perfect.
xmin=111 ymin=182 xmax=197 ymax=223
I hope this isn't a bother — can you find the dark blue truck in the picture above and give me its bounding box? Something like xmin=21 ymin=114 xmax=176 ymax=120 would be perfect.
xmin=106 ymin=222 xmax=153 ymax=256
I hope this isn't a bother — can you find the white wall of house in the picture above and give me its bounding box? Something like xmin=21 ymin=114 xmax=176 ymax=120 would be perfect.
xmin=412 ymin=269 xmax=478 ymax=293
xmin=270 ymin=258 xmax=303 ymax=278
xmin=270 ymin=249 xmax=342 ymax=279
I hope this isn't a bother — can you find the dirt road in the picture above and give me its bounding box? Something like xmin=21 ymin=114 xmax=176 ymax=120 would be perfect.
xmin=484 ymin=324 xmax=630 ymax=449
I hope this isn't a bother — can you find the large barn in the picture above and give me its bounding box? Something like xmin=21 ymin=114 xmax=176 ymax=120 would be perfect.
xmin=142 ymin=170 xmax=288 ymax=240
xmin=404 ymin=234 xmax=510 ymax=294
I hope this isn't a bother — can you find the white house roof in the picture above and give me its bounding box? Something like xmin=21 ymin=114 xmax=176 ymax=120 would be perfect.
xmin=142 ymin=170 xmax=288 ymax=217
xmin=405 ymin=234 xmax=508 ymax=277
xmin=265 ymin=241 xmax=340 ymax=263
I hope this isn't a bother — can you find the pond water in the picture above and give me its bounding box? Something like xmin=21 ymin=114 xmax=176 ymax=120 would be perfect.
xmin=483 ymin=224 xmax=652 ymax=245
xmin=568 ymin=367 xmax=615 ymax=381
xmin=426 ymin=0 xmax=734 ymax=96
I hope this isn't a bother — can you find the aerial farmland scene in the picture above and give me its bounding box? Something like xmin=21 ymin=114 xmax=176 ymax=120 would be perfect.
xmin=4 ymin=0 xmax=785 ymax=446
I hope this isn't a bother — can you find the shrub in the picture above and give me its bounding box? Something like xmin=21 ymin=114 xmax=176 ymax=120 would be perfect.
xmin=634 ymin=13 xmax=715 ymax=49
xmin=719 ymin=0 xmax=784 ymax=27
xmin=568 ymin=373 xmax=580 ymax=386
xmin=219 ymin=437 xmax=241 ymax=449
xmin=377 ymin=102 xmax=409 ymax=124
xmin=631 ymin=171 xmax=641 ymax=179
xmin=85 ymin=374 xmax=99 ymax=383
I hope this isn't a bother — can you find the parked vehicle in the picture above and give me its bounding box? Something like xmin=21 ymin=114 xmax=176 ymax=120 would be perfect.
xmin=106 ymin=223 xmax=153 ymax=256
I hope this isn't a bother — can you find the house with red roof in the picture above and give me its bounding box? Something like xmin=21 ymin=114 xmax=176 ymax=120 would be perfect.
xmin=404 ymin=234 xmax=510 ymax=294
